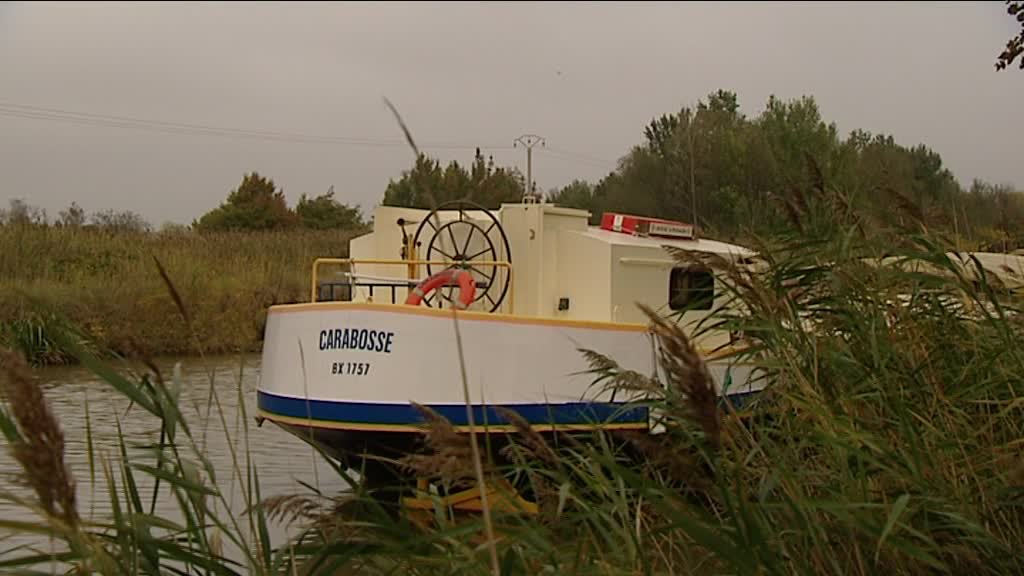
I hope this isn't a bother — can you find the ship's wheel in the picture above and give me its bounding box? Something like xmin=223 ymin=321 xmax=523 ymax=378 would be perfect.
xmin=411 ymin=200 xmax=512 ymax=313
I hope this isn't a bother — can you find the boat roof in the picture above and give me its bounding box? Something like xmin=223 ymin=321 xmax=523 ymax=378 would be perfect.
xmin=874 ymin=251 xmax=1024 ymax=289
xmin=576 ymin=226 xmax=756 ymax=259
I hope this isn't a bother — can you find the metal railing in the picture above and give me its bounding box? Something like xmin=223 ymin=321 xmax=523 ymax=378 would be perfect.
xmin=311 ymin=258 xmax=514 ymax=313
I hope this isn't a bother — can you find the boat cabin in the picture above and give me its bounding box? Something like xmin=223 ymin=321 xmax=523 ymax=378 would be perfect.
xmin=317 ymin=200 xmax=755 ymax=349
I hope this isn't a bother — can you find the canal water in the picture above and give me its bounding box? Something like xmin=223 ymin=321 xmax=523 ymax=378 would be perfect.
xmin=0 ymin=354 xmax=349 ymax=570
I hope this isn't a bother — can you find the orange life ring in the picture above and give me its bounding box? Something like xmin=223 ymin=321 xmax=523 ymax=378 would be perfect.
xmin=405 ymin=268 xmax=476 ymax=310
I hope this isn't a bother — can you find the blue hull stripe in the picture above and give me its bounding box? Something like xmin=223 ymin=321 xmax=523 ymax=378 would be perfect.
xmin=257 ymin=390 xmax=650 ymax=427
xmin=719 ymin=390 xmax=760 ymax=409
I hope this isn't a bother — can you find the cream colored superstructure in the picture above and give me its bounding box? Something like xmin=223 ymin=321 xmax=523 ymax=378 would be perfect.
xmin=342 ymin=201 xmax=754 ymax=349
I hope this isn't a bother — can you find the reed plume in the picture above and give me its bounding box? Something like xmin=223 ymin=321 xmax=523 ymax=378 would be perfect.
xmin=495 ymin=406 xmax=558 ymax=466
xmin=1 ymin=348 xmax=78 ymax=525
xmin=398 ymin=402 xmax=479 ymax=487
xmin=638 ymin=304 xmax=721 ymax=451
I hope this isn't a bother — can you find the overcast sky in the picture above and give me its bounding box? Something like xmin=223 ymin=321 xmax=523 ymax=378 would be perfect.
xmin=1 ymin=1 xmax=1021 ymax=226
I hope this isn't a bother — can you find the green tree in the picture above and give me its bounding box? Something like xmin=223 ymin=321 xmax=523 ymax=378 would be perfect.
xmin=195 ymin=172 xmax=297 ymax=231
xmin=547 ymin=179 xmax=603 ymax=223
xmin=756 ymin=94 xmax=840 ymax=197
xmin=595 ymin=146 xmax=667 ymax=219
xmin=563 ymin=89 xmax=1021 ymax=242
xmin=590 ymin=90 xmax=754 ymax=233
xmin=296 ymin=187 xmax=366 ymax=230
xmin=382 ymin=154 xmax=444 ymax=208
xmin=996 ymin=1 xmax=1023 ymax=70
xmin=382 ymin=149 xmax=525 ymax=209
xmin=470 ymin=151 xmax=526 ymax=207
xmin=964 ymin=179 xmax=1024 ymax=250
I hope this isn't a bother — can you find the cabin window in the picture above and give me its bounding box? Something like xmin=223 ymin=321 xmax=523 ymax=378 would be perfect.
xmin=669 ymin=267 xmax=715 ymax=311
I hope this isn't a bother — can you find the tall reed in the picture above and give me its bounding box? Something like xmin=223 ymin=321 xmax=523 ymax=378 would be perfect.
xmin=0 ymin=225 xmax=358 ymax=365
xmin=2 ymin=176 xmax=1022 ymax=574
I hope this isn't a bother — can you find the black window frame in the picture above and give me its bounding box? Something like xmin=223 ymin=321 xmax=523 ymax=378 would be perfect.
xmin=669 ymin=266 xmax=715 ymax=311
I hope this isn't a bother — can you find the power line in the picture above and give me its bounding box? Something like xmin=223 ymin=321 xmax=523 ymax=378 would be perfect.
xmin=537 ymin=146 xmax=617 ymax=170
xmin=0 ymin=101 xmax=510 ymax=151
xmin=544 ymin=145 xmax=615 ymax=165
xmin=0 ymin=100 xmax=622 ymax=171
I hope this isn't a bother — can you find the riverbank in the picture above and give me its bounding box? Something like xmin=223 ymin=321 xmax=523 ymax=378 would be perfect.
xmin=1 ymin=222 xmax=1022 ymax=575
xmin=0 ymin=225 xmax=359 ymax=365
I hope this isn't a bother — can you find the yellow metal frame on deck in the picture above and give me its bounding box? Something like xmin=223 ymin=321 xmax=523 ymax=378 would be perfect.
xmin=311 ymin=258 xmax=514 ymax=313
xmin=402 ymin=477 xmax=539 ymax=519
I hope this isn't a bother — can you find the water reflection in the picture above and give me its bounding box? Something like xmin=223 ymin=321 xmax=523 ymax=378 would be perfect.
xmin=0 ymin=354 xmax=347 ymax=565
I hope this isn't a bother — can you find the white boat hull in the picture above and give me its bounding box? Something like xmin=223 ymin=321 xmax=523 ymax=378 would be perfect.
xmin=258 ymin=302 xmax=761 ymax=439
xmin=257 ymin=302 xmax=664 ymax=432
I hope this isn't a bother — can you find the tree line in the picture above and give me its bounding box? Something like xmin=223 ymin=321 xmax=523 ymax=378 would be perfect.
xmin=0 ymin=198 xmax=152 ymax=233
xmin=1 ymin=172 xmax=369 ymax=234
xmin=543 ymin=90 xmax=1024 ymax=250
xmin=380 ymin=148 xmax=527 ymax=209
xmin=192 ymin=172 xmax=366 ymax=232
xmin=377 ymin=89 xmax=1022 ymax=251
xmin=4 ymin=92 xmax=1020 ymax=248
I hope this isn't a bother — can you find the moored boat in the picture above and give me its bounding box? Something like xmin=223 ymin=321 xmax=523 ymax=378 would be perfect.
xmin=256 ymin=199 xmax=765 ymax=498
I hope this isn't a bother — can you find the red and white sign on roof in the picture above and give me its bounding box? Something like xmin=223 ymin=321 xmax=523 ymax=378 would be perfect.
xmin=600 ymin=212 xmax=696 ymax=239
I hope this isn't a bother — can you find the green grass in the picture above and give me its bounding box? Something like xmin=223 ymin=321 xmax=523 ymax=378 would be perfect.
xmin=0 ymin=225 xmax=360 ymax=365
xmin=1 ymin=211 xmax=1023 ymax=575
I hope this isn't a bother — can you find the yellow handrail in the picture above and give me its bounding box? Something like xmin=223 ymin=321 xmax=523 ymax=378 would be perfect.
xmin=311 ymin=258 xmax=514 ymax=313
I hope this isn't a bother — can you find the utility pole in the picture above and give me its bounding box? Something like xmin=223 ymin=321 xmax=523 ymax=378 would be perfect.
xmin=514 ymin=134 xmax=545 ymax=202
xmin=686 ymin=110 xmax=697 ymax=230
